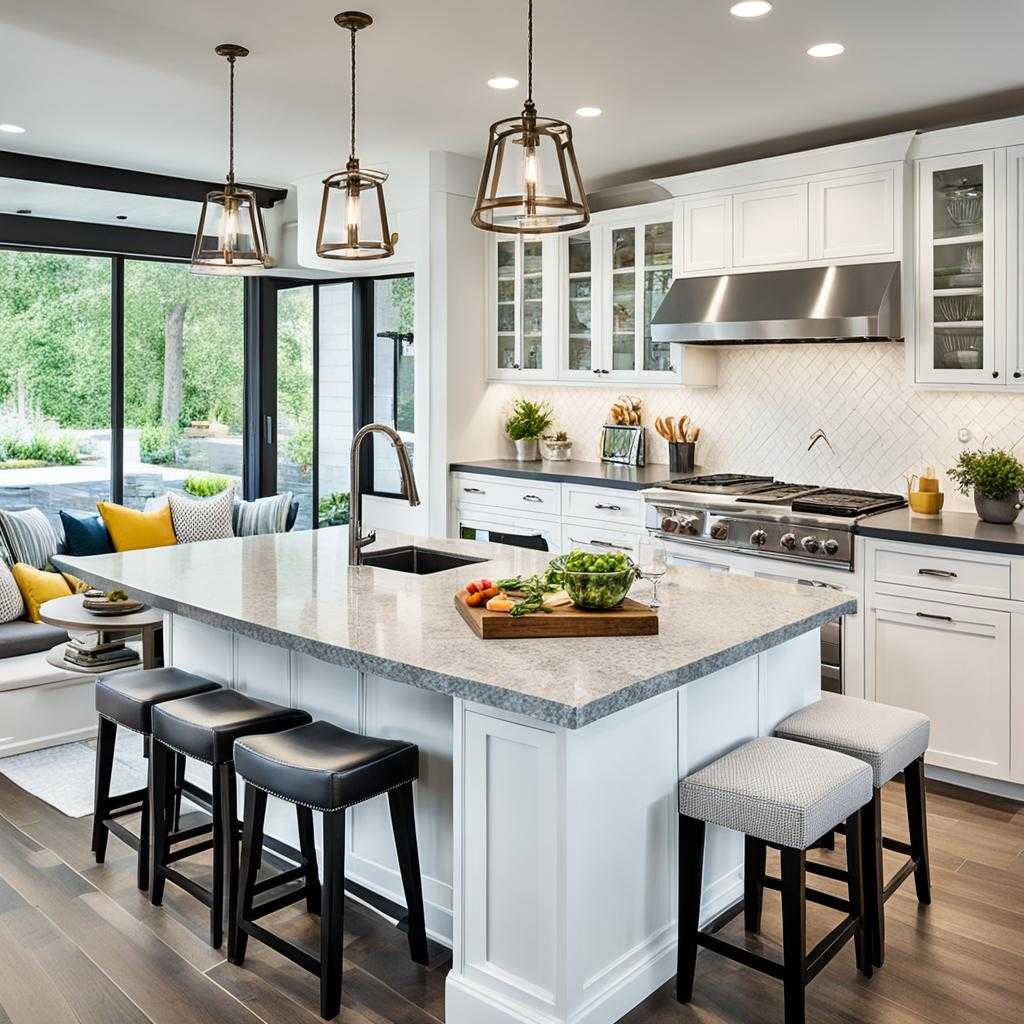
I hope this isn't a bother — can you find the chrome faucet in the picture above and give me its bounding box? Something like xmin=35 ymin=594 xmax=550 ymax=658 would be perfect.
xmin=348 ymin=423 xmax=420 ymax=566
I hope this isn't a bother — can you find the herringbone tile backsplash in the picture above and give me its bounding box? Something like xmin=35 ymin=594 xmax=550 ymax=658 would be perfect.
xmin=487 ymin=342 xmax=1024 ymax=513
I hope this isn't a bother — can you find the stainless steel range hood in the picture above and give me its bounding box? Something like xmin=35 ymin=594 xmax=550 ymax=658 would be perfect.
xmin=650 ymin=261 xmax=901 ymax=345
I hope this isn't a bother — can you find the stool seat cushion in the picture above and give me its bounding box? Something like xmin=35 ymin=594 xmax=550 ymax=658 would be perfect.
xmin=152 ymin=688 xmax=310 ymax=764
xmin=234 ymin=720 xmax=418 ymax=812
xmin=679 ymin=737 xmax=872 ymax=849
xmin=774 ymin=695 xmax=930 ymax=788
xmin=95 ymin=667 xmax=221 ymax=734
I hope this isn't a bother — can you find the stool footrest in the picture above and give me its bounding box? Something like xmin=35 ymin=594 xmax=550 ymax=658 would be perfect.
xmin=762 ymin=875 xmax=852 ymax=916
xmin=253 ymin=864 xmax=307 ymax=896
xmin=696 ymin=931 xmax=786 ymax=980
xmin=805 ymin=916 xmax=860 ymax=983
xmin=249 ymin=885 xmax=310 ymax=921
xmin=169 ymin=821 xmax=213 ymax=844
xmin=104 ymin=818 xmax=141 ymax=852
xmin=882 ymin=855 xmax=920 ymax=902
xmin=805 ymin=860 xmax=850 ymax=884
xmin=159 ymin=865 xmax=213 ymax=908
xmin=882 ymin=836 xmax=913 ymax=856
xmin=107 ymin=788 xmax=147 ymax=812
xmin=106 ymin=801 xmax=145 ymax=822
xmin=166 ymin=838 xmax=216 ymax=864
xmin=240 ymin=919 xmax=321 ymax=977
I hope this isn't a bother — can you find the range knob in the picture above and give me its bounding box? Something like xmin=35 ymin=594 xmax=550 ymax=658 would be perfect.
xmin=661 ymin=516 xmax=679 ymax=533
xmin=800 ymin=536 xmax=821 ymax=554
xmin=780 ymin=532 xmax=797 ymax=550
xmin=679 ymin=515 xmax=701 ymax=536
xmin=709 ymin=521 xmax=730 ymax=541
xmin=822 ymin=538 xmax=840 ymax=556
xmin=749 ymin=529 xmax=767 ymax=547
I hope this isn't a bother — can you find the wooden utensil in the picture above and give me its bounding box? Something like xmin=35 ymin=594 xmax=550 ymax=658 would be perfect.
xmin=665 ymin=416 xmax=676 ymax=442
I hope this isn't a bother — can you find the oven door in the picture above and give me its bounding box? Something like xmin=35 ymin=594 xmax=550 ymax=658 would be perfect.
xmin=457 ymin=509 xmax=559 ymax=553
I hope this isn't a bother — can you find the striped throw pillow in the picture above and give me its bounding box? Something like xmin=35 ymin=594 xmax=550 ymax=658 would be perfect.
xmin=0 ymin=560 xmax=25 ymax=623
xmin=0 ymin=508 xmax=59 ymax=571
xmin=233 ymin=493 xmax=294 ymax=536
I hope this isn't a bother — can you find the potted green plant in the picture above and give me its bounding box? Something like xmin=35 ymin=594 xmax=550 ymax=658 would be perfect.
xmin=947 ymin=448 xmax=1024 ymax=524
xmin=505 ymin=399 xmax=553 ymax=461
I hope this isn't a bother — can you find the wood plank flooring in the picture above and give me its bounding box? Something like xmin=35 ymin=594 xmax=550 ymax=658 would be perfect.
xmin=0 ymin=771 xmax=1021 ymax=1023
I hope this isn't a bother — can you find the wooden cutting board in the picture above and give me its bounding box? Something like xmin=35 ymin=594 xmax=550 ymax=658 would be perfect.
xmin=454 ymin=591 xmax=658 ymax=639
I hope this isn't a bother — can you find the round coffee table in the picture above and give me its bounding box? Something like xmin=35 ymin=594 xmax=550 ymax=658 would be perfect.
xmin=40 ymin=594 xmax=164 ymax=674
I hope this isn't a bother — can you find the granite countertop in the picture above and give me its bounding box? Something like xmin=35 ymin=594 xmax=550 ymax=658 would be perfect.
xmin=54 ymin=528 xmax=854 ymax=729
xmin=857 ymin=508 xmax=1024 ymax=556
xmin=450 ymin=459 xmax=683 ymax=492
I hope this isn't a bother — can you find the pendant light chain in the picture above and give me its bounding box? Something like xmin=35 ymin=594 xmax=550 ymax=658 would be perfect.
xmin=350 ymin=26 xmax=357 ymax=160
xmin=227 ymin=55 xmax=236 ymax=184
xmin=526 ymin=0 xmax=534 ymax=108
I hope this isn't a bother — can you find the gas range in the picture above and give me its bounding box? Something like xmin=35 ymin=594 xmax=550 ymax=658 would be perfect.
xmin=644 ymin=474 xmax=906 ymax=571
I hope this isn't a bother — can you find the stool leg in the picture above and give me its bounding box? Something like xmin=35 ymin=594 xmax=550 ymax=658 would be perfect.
xmin=91 ymin=717 xmax=116 ymax=862
xmin=743 ymin=834 xmax=766 ymax=933
xmin=675 ymin=815 xmax=705 ymax=1005
xmin=320 ymin=811 xmax=347 ymax=1020
xmin=230 ymin=783 xmax=267 ymax=965
xmin=136 ymin=780 xmax=150 ymax=893
xmin=297 ymin=806 xmax=322 ymax=915
xmin=148 ymin=740 xmax=173 ymax=906
xmin=860 ymin=789 xmax=885 ymax=968
xmin=903 ymin=757 xmax=932 ymax=905
xmin=780 ymin=847 xmax=807 ymax=1024
xmin=220 ymin=764 xmax=240 ymax=956
xmin=388 ymin=783 xmax=429 ymax=966
xmin=845 ymin=808 xmax=871 ymax=979
xmin=210 ymin=765 xmax=227 ymax=949
xmin=172 ymin=754 xmax=187 ymax=832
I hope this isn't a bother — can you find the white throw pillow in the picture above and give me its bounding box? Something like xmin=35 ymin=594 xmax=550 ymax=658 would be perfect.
xmin=0 ymin=561 xmax=25 ymax=623
xmin=168 ymin=488 xmax=236 ymax=544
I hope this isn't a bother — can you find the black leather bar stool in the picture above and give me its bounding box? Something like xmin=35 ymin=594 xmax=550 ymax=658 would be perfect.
xmin=92 ymin=667 xmax=221 ymax=890
xmin=230 ymin=720 xmax=430 ymax=1021
xmin=149 ymin=689 xmax=311 ymax=949
xmin=677 ymin=738 xmax=874 ymax=1024
xmin=775 ymin=695 xmax=932 ymax=967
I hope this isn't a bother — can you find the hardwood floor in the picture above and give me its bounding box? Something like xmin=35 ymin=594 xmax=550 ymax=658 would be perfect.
xmin=0 ymin=771 xmax=1021 ymax=1024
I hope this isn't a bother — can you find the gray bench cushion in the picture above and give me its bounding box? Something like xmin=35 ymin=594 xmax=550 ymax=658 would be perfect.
xmin=0 ymin=619 xmax=70 ymax=659
xmin=679 ymin=737 xmax=872 ymax=849
xmin=774 ymin=695 xmax=930 ymax=788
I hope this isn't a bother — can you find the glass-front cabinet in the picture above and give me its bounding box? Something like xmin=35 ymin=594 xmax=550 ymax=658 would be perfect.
xmin=916 ymin=150 xmax=998 ymax=384
xmin=487 ymin=234 xmax=556 ymax=380
xmin=560 ymin=229 xmax=598 ymax=378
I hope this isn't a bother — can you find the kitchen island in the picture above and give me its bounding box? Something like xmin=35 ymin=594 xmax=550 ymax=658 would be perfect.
xmin=56 ymin=527 xmax=854 ymax=1024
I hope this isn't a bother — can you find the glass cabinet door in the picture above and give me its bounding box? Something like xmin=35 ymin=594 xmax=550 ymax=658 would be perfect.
xmin=495 ymin=239 xmax=518 ymax=371
xmin=565 ymin=230 xmax=596 ymax=375
xmin=610 ymin=226 xmax=637 ymax=372
xmin=917 ymin=151 xmax=997 ymax=383
xmin=521 ymin=240 xmax=544 ymax=371
xmin=642 ymin=222 xmax=674 ymax=372
xmin=490 ymin=236 xmax=553 ymax=378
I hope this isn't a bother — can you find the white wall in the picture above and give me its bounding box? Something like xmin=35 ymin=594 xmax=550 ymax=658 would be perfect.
xmin=490 ymin=342 xmax=1024 ymax=513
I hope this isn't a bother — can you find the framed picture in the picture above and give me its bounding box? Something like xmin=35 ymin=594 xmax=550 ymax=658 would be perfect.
xmin=601 ymin=424 xmax=646 ymax=466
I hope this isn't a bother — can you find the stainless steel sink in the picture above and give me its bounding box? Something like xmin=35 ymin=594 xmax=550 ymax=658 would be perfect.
xmin=360 ymin=545 xmax=487 ymax=576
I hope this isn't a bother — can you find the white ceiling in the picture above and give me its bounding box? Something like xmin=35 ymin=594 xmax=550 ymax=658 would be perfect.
xmin=1 ymin=0 xmax=1023 ymax=194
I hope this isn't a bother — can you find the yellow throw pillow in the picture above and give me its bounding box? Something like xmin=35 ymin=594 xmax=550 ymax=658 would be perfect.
xmin=11 ymin=563 xmax=73 ymax=623
xmin=97 ymin=501 xmax=177 ymax=552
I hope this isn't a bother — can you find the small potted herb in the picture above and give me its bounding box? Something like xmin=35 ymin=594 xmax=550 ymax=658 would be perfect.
xmin=541 ymin=429 xmax=572 ymax=462
xmin=505 ymin=399 xmax=553 ymax=461
xmin=947 ymin=448 xmax=1024 ymax=524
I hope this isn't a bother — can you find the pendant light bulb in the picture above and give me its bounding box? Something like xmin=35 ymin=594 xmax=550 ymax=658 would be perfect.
xmin=191 ymin=44 xmax=271 ymax=274
xmin=315 ymin=12 xmax=398 ymax=261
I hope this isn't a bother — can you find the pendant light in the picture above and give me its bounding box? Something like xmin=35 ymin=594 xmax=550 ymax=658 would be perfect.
xmin=191 ymin=44 xmax=270 ymax=274
xmin=316 ymin=12 xmax=397 ymax=261
xmin=471 ymin=0 xmax=590 ymax=234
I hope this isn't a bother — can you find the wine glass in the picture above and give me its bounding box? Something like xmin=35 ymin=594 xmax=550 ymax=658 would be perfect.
xmin=637 ymin=535 xmax=668 ymax=609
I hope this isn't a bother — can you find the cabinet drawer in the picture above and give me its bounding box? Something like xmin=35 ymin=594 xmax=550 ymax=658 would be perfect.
xmin=562 ymin=484 xmax=642 ymax=526
xmin=561 ymin=522 xmax=641 ymax=559
xmin=872 ymin=545 xmax=1011 ymax=599
xmin=453 ymin=474 xmax=561 ymax=516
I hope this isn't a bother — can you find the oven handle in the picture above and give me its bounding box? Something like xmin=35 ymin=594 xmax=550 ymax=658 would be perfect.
xmin=796 ymin=578 xmax=844 ymax=591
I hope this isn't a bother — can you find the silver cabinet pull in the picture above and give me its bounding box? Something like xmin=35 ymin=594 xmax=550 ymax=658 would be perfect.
xmin=569 ymin=537 xmax=632 ymax=551
xmin=917 ymin=568 xmax=958 ymax=579
xmin=594 ymin=503 xmax=622 ymax=511
xmin=463 ymin=487 xmax=486 ymax=494
xmin=916 ymin=611 xmax=954 ymax=623
xmin=522 ymin=494 xmax=543 ymax=503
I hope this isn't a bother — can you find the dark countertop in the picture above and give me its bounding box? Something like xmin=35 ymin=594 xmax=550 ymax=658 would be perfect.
xmin=449 ymin=459 xmax=681 ymax=492
xmin=857 ymin=508 xmax=1024 ymax=556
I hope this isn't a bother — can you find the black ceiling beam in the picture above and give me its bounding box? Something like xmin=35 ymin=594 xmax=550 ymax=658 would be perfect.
xmin=0 ymin=150 xmax=288 ymax=208
xmin=0 ymin=213 xmax=193 ymax=260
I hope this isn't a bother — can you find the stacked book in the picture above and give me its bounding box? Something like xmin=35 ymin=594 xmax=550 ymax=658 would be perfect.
xmin=63 ymin=634 xmax=140 ymax=671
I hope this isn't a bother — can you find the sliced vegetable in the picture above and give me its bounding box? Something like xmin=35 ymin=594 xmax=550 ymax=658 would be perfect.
xmin=466 ymin=580 xmax=480 ymax=594
xmin=485 ymin=594 xmax=515 ymax=613
xmin=465 ymin=586 xmax=500 ymax=607
xmin=542 ymin=589 xmax=572 ymax=608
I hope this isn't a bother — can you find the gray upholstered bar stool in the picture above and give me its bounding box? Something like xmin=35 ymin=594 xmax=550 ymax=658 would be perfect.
xmin=677 ymin=737 xmax=874 ymax=1024
xmin=149 ymin=689 xmax=312 ymax=949
xmin=774 ymin=695 xmax=931 ymax=968
xmin=92 ymin=667 xmax=221 ymax=890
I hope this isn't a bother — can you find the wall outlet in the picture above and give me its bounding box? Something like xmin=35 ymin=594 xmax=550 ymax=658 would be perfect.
xmin=957 ymin=427 xmax=971 ymax=444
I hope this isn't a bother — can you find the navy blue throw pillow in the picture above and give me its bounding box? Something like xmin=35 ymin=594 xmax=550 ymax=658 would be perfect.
xmin=59 ymin=509 xmax=115 ymax=556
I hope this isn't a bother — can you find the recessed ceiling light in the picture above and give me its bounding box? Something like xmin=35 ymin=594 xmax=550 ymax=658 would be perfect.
xmin=730 ymin=1 xmax=772 ymax=17
xmin=576 ymin=106 xmax=602 ymax=118
xmin=487 ymin=76 xmax=519 ymax=90
xmin=0 ymin=124 xmax=26 ymax=134
xmin=807 ymin=42 xmax=845 ymax=58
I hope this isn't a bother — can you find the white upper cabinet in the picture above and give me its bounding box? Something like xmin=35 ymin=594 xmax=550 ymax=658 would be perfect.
xmin=1007 ymin=145 xmax=1024 ymax=385
xmin=914 ymin=149 xmax=999 ymax=385
xmin=809 ymin=169 xmax=896 ymax=260
xmin=732 ymin=183 xmax=809 ymax=267
xmin=681 ymin=195 xmax=732 ymax=273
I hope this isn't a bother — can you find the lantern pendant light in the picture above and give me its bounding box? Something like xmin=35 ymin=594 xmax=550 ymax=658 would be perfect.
xmin=316 ymin=12 xmax=397 ymax=261
xmin=471 ymin=0 xmax=590 ymax=234
xmin=191 ymin=44 xmax=271 ymax=274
